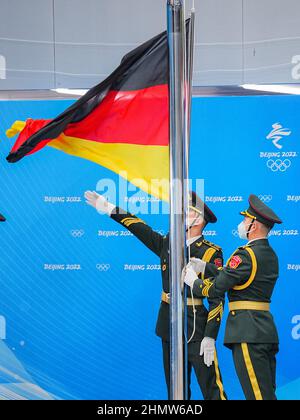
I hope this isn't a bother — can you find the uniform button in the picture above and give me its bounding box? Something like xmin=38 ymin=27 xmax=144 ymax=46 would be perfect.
xmin=231 ymin=311 xmax=235 ymax=316
xmin=217 ymin=317 xmax=220 ymax=322
xmin=200 ymin=284 xmax=203 ymax=288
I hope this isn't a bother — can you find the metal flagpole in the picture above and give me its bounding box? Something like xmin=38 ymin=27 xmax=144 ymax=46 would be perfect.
xmin=183 ymin=7 xmax=196 ymax=281
xmin=185 ymin=8 xmax=195 ymax=157
xmin=183 ymin=6 xmax=195 ymax=400
xmin=167 ymin=0 xmax=187 ymax=400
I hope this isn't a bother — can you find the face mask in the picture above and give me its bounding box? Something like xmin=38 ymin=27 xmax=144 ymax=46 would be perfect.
xmin=187 ymin=214 xmax=203 ymax=230
xmin=238 ymin=221 xmax=254 ymax=240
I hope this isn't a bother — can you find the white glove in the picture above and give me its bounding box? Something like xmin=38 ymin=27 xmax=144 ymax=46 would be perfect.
xmin=183 ymin=263 xmax=198 ymax=288
xmin=190 ymin=257 xmax=206 ymax=274
xmin=84 ymin=191 xmax=115 ymax=215
xmin=200 ymin=337 xmax=215 ymax=367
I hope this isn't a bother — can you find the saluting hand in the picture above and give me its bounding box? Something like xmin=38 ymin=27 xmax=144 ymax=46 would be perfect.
xmin=84 ymin=191 xmax=100 ymax=208
xmin=84 ymin=191 xmax=115 ymax=215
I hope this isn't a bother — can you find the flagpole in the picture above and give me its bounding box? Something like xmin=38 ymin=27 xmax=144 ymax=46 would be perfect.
xmin=167 ymin=0 xmax=186 ymax=400
xmin=183 ymin=7 xmax=195 ymax=400
xmin=183 ymin=6 xmax=195 ymax=258
xmin=185 ymin=8 xmax=195 ymax=154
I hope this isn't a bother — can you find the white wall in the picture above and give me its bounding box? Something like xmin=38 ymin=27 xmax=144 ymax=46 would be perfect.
xmin=0 ymin=0 xmax=299 ymax=89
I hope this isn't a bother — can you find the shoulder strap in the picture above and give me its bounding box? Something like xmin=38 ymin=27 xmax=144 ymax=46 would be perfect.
xmin=232 ymin=246 xmax=258 ymax=290
xmin=202 ymin=247 xmax=217 ymax=263
xmin=202 ymin=239 xmax=222 ymax=252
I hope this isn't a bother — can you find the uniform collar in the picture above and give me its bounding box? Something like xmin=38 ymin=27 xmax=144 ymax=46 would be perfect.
xmin=246 ymin=237 xmax=268 ymax=245
xmin=186 ymin=234 xmax=202 ymax=247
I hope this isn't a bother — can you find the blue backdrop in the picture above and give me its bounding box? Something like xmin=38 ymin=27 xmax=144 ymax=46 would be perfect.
xmin=0 ymin=94 xmax=299 ymax=400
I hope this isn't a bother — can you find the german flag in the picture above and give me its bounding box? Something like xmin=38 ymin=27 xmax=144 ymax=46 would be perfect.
xmin=6 ymin=29 xmax=170 ymax=201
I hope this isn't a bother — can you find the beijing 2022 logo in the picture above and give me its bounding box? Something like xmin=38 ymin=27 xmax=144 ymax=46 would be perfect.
xmin=260 ymin=122 xmax=298 ymax=172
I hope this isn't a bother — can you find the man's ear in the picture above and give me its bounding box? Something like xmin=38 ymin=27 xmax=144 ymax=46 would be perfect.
xmin=250 ymin=219 xmax=257 ymax=232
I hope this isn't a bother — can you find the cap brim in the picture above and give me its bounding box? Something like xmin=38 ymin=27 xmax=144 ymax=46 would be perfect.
xmin=249 ymin=195 xmax=282 ymax=225
xmin=189 ymin=205 xmax=203 ymax=215
xmin=204 ymin=204 xmax=217 ymax=223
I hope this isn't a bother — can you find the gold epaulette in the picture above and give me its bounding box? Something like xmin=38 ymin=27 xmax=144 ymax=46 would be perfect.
xmin=202 ymin=239 xmax=222 ymax=252
xmin=195 ymin=241 xmax=203 ymax=248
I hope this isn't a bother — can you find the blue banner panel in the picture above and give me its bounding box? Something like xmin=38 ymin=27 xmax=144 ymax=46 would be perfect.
xmin=0 ymin=94 xmax=299 ymax=400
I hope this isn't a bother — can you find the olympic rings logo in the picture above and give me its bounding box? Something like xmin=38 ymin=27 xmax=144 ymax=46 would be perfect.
xmin=258 ymin=195 xmax=272 ymax=203
xmin=267 ymin=159 xmax=291 ymax=172
xmin=96 ymin=264 xmax=110 ymax=271
xmin=70 ymin=229 xmax=85 ymax=238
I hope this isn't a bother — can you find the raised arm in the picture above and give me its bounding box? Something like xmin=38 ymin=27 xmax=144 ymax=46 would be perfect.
xmin=85 ymin=191 xmax=164 ymax=257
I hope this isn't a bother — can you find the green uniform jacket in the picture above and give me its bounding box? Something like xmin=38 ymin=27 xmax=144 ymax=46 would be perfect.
xmin=111 ymin=208 xmax=224 ymax=342
xmin=192 ymin=238 xmax=279 ymax=347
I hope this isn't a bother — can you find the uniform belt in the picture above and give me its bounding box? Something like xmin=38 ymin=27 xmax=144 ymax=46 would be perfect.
xmin=229 ymin=301 xmax=270 ymax=311
xmin=161 ymin=291 xmax=203 ymax=306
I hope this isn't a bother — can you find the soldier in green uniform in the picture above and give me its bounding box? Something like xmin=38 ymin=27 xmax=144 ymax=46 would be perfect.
xmin=183 ymin=194 xmax=282 ymax=400
xmin=85 ymin=190 xmax=227 ymax=400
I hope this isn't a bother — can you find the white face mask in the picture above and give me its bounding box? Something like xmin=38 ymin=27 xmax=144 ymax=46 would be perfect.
xmin=238 ymin=221 xmax=254 ymax=240
xmin=187 ymin=214 xmax=204 ymax=230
